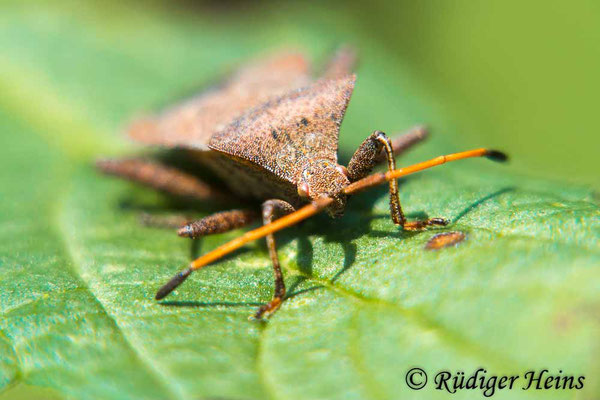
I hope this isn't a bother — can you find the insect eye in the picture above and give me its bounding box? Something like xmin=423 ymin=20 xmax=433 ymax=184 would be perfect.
xmin=297 ymin=182 xmax=310 ymax=198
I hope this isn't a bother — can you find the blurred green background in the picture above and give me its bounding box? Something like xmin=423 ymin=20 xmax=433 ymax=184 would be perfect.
xmin=374 ymin=0 xmax=600 ymax=188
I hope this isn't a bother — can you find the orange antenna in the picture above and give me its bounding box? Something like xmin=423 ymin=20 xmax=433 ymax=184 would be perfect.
xmin=156 ymin=148 xmax=507 ymax=300
xmin=344 ymin=148 xmax=506 ymax=195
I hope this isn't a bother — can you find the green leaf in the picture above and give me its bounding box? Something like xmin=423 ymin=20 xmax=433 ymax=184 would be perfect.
xmin=0 ymin=2 xmax=598 ymax=400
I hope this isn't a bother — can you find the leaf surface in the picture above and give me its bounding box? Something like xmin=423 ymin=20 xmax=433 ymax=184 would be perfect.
xmin=0 ymin=2 xmax=598 ymax=399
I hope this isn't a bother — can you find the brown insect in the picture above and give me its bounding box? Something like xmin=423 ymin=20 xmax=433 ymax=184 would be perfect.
xmin=425 ymin=231 xmax=467 ymax=250
xmin=97 ymin=48 xmax=507 ymax=319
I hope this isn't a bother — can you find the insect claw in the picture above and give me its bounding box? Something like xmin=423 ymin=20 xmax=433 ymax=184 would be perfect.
xmin=403 ymin=217 xmax=449 ymax=231
xmin=155 ymin=267 xmax=192 ymax=300
xmin=430 ymin=217 xmax=449 ymax=226
xmin=251 ymin=298 xmax=283 ymax=321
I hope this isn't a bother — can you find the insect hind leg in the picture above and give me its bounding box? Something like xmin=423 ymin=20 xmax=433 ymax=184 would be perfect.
xmin=139 ymin=213 xmax=193 ymax=230
xmin=96 ymin=157 xmax=228 ymax=202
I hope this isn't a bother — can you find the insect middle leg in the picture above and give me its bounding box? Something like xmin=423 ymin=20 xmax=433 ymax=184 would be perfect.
xmin=347 ymin=130 xmax=447 ymax=230
xmin=253 ymin=199 xmax=296 ymax=320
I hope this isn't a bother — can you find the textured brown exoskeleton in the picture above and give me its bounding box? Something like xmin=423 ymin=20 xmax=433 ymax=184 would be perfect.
xmin=98 ymin=48 xmax=507 ymax=320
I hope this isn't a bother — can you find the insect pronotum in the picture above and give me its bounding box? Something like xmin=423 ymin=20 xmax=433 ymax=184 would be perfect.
xmin=98 ymin=48 xmax=507 ymax=319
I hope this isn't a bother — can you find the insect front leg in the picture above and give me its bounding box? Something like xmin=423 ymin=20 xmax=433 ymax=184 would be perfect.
xmin=253 ymin=199 xmax=296 ymax=320
xmin=346 ymin=131 xmax=447 ymax=231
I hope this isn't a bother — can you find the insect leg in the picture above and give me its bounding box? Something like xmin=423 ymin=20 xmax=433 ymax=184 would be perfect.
xmin=177 ymin=209 xmax=257 ymax=239
xmin=374 ymin=125 xmax=429 ymax=164
xmin=347 ymin=131 xmax=447 ymax=230
xmin=96 ymin=158 xmax=227 ymax=201
xmin=253 ymin=199 xmax=296 ymax=320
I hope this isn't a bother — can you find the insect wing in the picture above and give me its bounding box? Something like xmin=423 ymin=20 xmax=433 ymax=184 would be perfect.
xmin=128 ymin=52 xmax=311 ymax=149
xmin=209 ymin=74 xmax=356 ymax=183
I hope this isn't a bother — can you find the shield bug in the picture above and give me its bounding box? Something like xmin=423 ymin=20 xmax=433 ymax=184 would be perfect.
xmin=98 ymin=48 xmax=507 ymax=319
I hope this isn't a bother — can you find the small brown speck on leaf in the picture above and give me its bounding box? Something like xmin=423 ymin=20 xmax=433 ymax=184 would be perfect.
xmin=425 ymin=231 xmax=466 ymax=250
